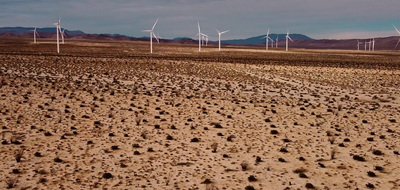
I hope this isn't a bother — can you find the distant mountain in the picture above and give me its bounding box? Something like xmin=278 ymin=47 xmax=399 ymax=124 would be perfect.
xmin=172 ymin=37 xmax=197 ymax=44
xmin=287 ymin=37 xmax=400 ymax=50
xmin=1 ymin=27 xmax=399 ymax=50
xmin=222 ymin=34 xmax=313 ymax=45
xmin=0 ymin=27 xmax=85 ymax=36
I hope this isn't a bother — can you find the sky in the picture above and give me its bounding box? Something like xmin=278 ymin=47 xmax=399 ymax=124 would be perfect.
xmin=1 ymin=0 xmax=400 ymax=40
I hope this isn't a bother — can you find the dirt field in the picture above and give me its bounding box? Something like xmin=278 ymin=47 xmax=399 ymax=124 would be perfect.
xmin=1 ymin=39 xmax=400 ymax=190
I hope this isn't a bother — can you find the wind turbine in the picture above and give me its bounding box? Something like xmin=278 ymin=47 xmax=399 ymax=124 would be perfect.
xmin=364 ymin=40 xmax=367 ymax=51
xmin=202 ymin=34 xmax=209 ymax=46
xmin=60 ymin=29 xmax=66 ymax=44
xmin=275 ymin=36 xmax=279 ymax=48
xmin=53 ymin=18 xmax=60 ymax=53
xmin=357 ymin=40 xmax=360 ymax=51
xmin=31 ymin=27 xmax=39 ymax=44
xmin=216 ymin=29 xmax=229 ymax=51
xmin=393 ymin=24 xmax=400 ymax=50
xmin=262 ymin=28 xmax=273 ymax=50
xmin=285 ymin=30 xmax=293 ymax=52
xmin=142 ymin=18 xmax=159 ymax=54
xmin=372 ymin=38 xmax=375 ymax=51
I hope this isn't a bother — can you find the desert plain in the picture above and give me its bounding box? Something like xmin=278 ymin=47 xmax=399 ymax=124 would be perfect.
xmin=0 ymin=39 xmax=400 ymax=190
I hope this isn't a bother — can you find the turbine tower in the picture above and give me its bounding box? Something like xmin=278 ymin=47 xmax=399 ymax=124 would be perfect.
xmin=53 ymin=18 xmax=60 ymax=53
xmin=393 ymin=24 xmax=400 ymax=50
xmin=285 ymin=30 xmax=293 ymax=52
xmin=31 ymin=27 xmax=39 ymax=44
xmin=275 ymin=36 xmax=278 ymax=48
xmin=216 ymin=29 xmax=229 ymax=51
xmin=142 ymin=18 xmax=159 ymax=54
xmin=197 ymin=22 xmax=201 ymax=52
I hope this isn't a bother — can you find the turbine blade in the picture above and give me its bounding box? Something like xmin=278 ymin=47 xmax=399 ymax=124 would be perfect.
xmin=153 ymin=32 xmax=159 ymax=43
xmin=395 ymin=39 xmax=400 ymax=50
xmin=393 ymin=24 xmax=400 ymax=35
xmin=151 ymin=18 xmax=159 ymax=30
xmin=142 ymin=30 xmax=151 ymax=32
xmin=221 ymin=30 xmax=229 ymax=34
xmin=288 ymin=36 xmax=293 ymax=42
xmin=198 ymin=22 xmax=201 ymax=33
xmin=216 ymin=29 xmax=220 ymax=33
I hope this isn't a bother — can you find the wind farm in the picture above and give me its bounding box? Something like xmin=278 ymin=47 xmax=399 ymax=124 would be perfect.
xmin=1 ymin=1 xmax=400 ymax=190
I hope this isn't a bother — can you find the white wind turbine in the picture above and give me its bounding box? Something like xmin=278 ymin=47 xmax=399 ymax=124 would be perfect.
xmin=31 ymin=27 xmax=40 ymax=44
xmin=275 ymin=36 xmax=279 ymax=48
xmin=364 ymin=40 xmax=367 ymax=51
xmin=372 ymin=38 xmax=375 ymax=51
xmin=357 ymin=40 xmax=362 ymax=51
xmin=285 ymin=30 xmax=293 ymax=52
xmin=53 ymin=18 xmax=60 ymax=53
xmin=393 ymin=24 xmax=400 ymax=50
xmin=202 ymin=34 xmax=209 ymax=46
xmin=142 ymin=18 xmax=159 ymax=54
xmin=262 ymin=28 xmax=273 ymax=50
xmin=60 ymin=29 xmax=66 ymax=44
xmin=216 ymin=29 xmax=229 ymax=51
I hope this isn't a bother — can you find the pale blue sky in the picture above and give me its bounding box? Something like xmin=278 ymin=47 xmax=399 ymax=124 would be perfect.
xmin=1 ymin=0 xmax=399 ymax=39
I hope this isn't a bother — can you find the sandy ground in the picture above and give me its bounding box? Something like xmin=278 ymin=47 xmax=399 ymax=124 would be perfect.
xmin=1 ymin=40 xmax=400 ymax=190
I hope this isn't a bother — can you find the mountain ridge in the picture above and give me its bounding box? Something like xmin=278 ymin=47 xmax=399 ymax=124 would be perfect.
xmin=1 ymin=27 xmax=399 ymax=50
